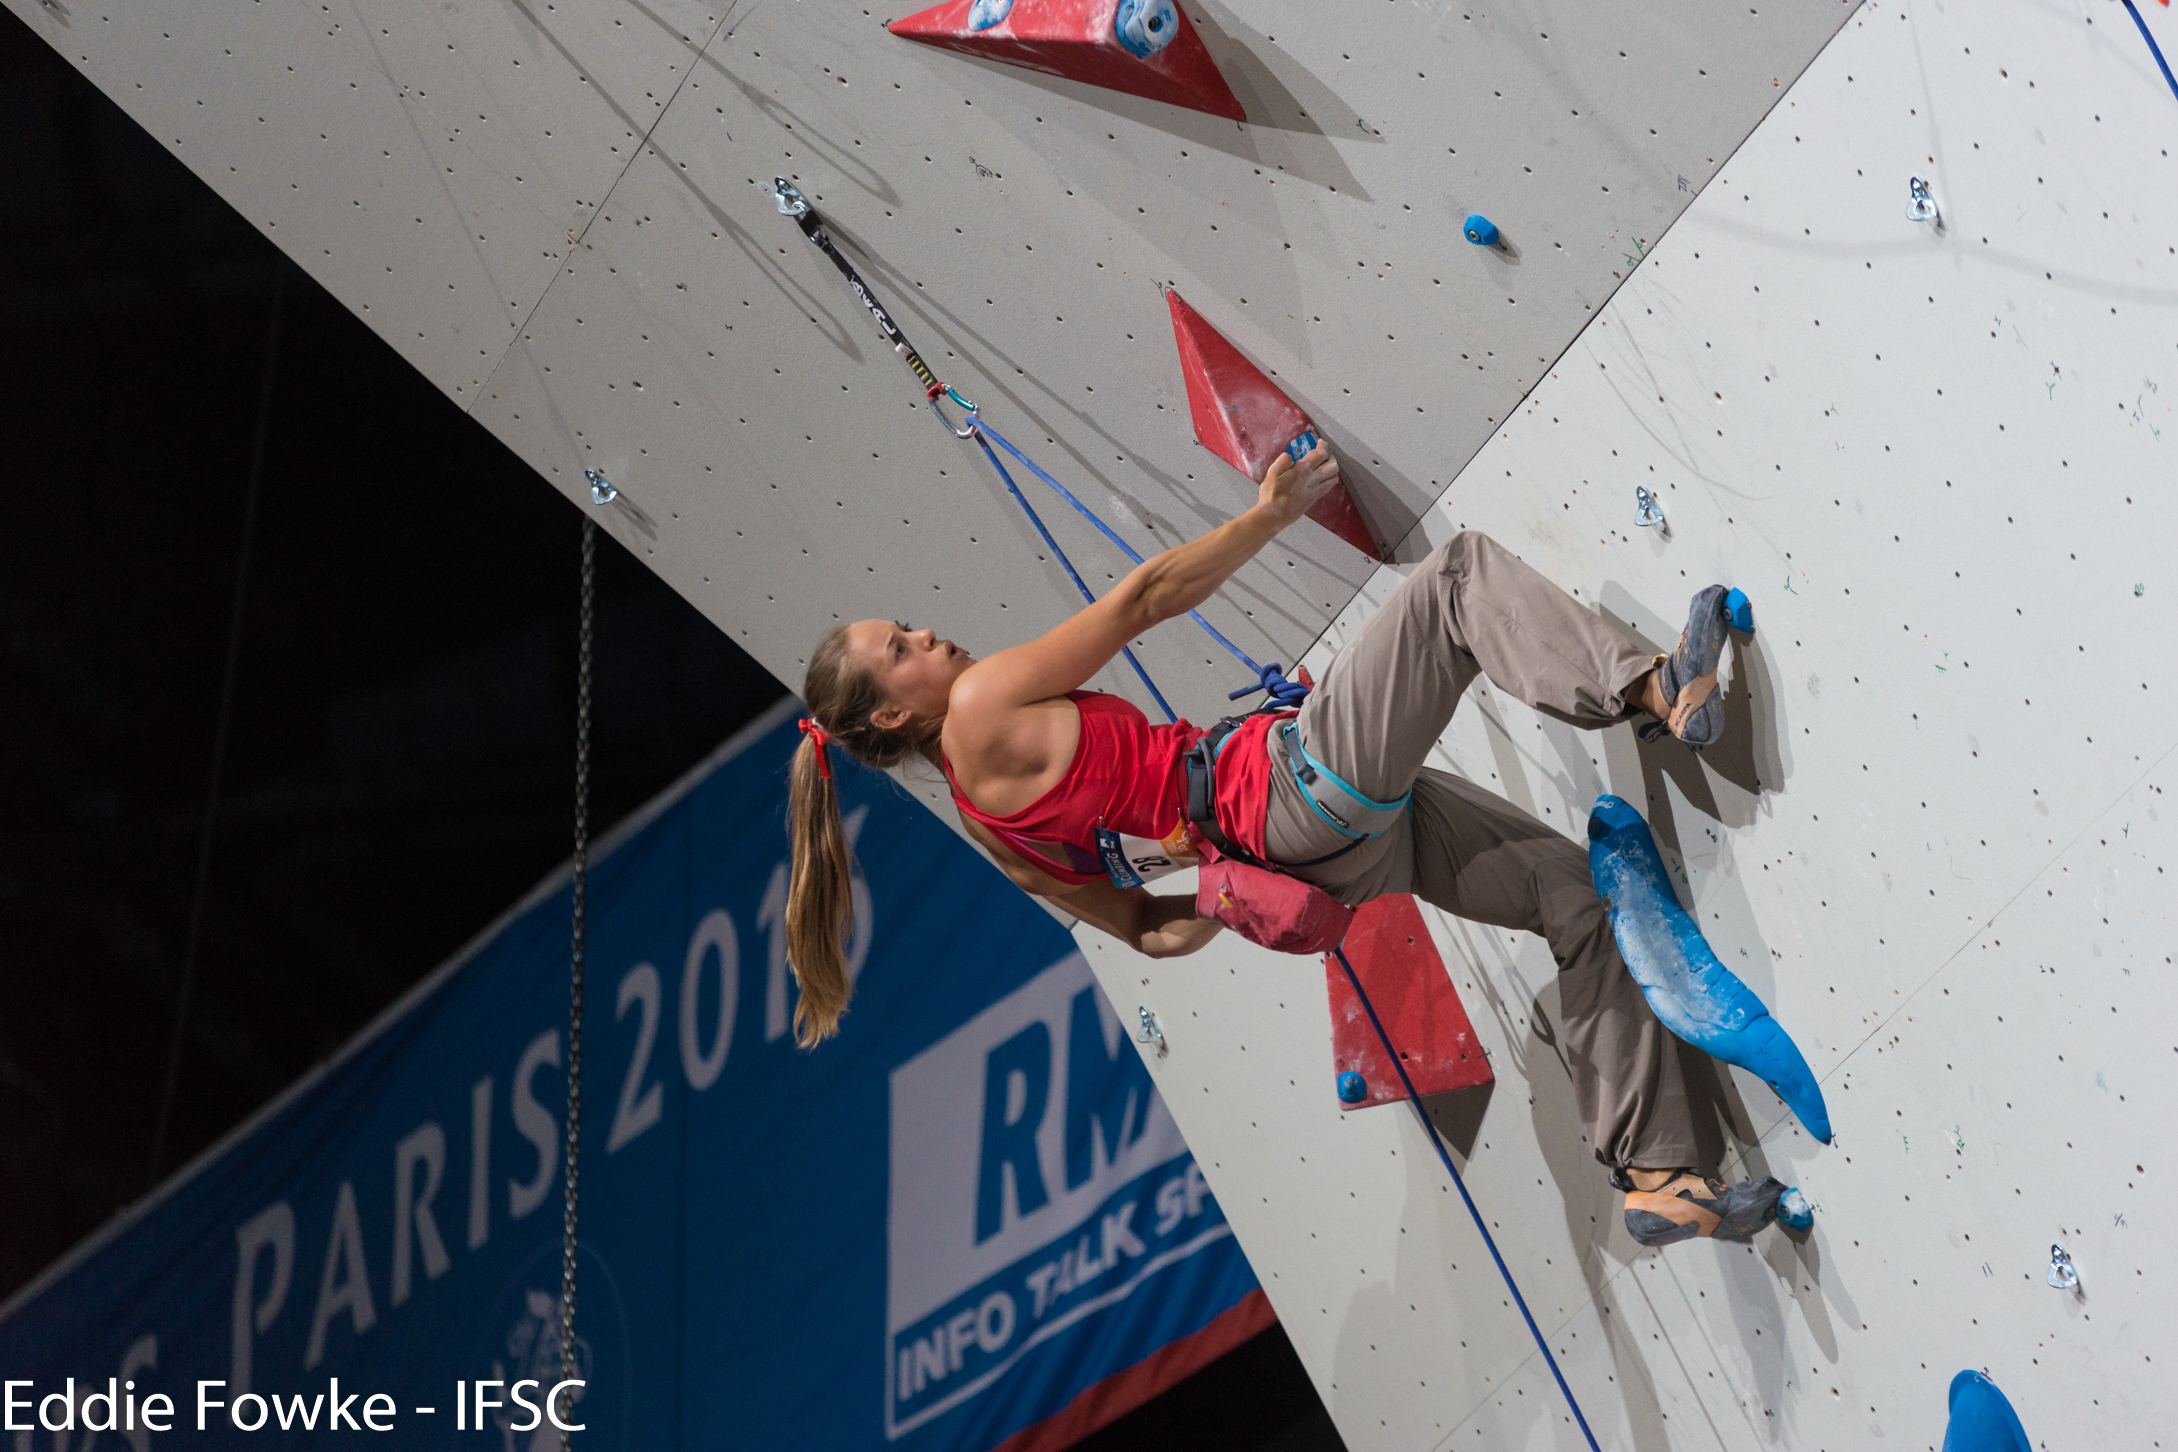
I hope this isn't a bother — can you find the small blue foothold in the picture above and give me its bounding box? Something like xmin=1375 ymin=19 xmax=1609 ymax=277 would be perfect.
xmin=1286 ymin=430 xmax=1320 ymax=463
xmin=1463 ymin=213 xmax=1500 ymax=247
xmin=1724 ymin=587 xmax=1755 ymax=635
xmin=1337 ymin=1070 xmax=1368 ymax=1104
xmin=968 ymin=0 xmax=1013 ymax=29
xmin=1777 ymin=1187 xmax=1813 ymax=1232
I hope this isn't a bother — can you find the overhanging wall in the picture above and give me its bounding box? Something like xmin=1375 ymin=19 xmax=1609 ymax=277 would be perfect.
xmin=14 ymin=0 xmax=2175 ymax=1445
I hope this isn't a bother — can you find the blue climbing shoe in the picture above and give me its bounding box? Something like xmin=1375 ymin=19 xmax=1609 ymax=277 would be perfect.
xmin=1588 ymin=794 xmax=1833 ymax=1143
xmin=1623 ymin=1171 xmax=1788 ymax=1247
xmin=1640 ymin=584 xmax=1751 ymax=747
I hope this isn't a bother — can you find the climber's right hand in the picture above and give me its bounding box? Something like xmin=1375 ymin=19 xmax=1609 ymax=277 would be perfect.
xmin=1258 ymin=441 xmax=1341 ymax=526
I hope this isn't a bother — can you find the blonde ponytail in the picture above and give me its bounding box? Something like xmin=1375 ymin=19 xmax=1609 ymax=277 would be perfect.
xmin=785 ymin=732 xmax=856 ymax=1047
xmin=784 ymin=624 xmax=943 ymax=1047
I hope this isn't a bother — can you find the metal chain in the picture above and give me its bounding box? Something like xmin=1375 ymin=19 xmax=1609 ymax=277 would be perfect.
xmin=559 ymin=516 xmax=594 ymax=1451
xmin=146 ymin=262 xmax=286 ymax=1188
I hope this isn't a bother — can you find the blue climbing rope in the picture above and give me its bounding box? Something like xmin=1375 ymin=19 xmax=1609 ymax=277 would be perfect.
xmin=969 ymin=428 xmax=1179 ymax=723
xmin=969 ymin=416 xmax=1308 ymax=708
xmin=2121 ymin=0 xmax=2178 ymax=107
xmin=1331 ymin=945 xmax=1604 ymax=1452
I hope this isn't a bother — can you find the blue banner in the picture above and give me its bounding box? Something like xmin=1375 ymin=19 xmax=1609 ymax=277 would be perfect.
xmin=0 ymin=701 xmax=1260 ymax=1449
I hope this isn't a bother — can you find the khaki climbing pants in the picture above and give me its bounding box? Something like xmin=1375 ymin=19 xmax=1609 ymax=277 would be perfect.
xmin=1261 ymin=531 xmax=1699 ymax=1173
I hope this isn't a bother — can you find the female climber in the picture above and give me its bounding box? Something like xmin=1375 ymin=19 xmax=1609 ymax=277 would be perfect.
xmin=784 ymin=442 xmax=1784 ymax=1249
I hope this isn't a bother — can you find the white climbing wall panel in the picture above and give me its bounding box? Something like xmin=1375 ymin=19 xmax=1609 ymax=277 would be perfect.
xmin=14 ymin=0 xmax=2177 ymax=1444
xmin=1106 ymin=1 xmax=2178 ymax=1448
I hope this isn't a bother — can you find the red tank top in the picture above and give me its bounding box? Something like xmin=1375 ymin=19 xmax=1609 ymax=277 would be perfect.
xmin=943 ymin=691 xmax=1288 ymax=886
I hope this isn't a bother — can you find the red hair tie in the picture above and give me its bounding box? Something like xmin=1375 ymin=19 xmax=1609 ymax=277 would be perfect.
xmin=799 ymin=717 xmax=833 ymax=779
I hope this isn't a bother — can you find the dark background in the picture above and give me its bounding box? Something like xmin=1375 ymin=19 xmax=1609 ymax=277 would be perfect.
xmin=0 ymin=11 xmax=1339 ymax=1448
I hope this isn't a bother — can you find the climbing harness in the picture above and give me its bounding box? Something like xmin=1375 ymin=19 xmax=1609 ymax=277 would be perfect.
xmin=2121 ymin=0 xmax=2178 ymax=107
xmin=560 ymin=517 xmax=594 ymax=1451
xmin=1184 ymin=720 xmax=1378 ymax=869
xmin=1178 ymin=712 xmax=1409 ymax=956
xmin=778 ymin=189 xmax=1599 ymax=1444
xmin=1275 ymin=721 xmax=1408 ymax=841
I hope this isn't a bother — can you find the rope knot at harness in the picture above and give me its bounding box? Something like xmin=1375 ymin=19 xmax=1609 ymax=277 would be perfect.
xmin=799 ymin=717 xmax=834 ymax=778
xmin=1231 ymin=661 xmax=1311 ymax=711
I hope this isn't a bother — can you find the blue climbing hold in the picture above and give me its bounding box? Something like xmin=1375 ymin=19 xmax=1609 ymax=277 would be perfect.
xmin=1337 ymin=1070 xmax=1368 ymax=1104
xmin=1115 ymin=0 xmax=1179 ymax=57
xmin=1942 ymin=1370 xmax=2031 ymax=1452
xmin=1286 ymin=429 xmax=1320 ymax=464
xmin=1724 ymin=587 xmax=1755 ymax=635
xmin=1587 ymin=795 xmax=1833 ymax=1143
xmin=967 ymin=0 xmax=1013 ymax=29
xmin=1463 ymin=213 xmax=1500 ymax=247
xmin=1777 ymin=1186 xmax=1813 ymax=1232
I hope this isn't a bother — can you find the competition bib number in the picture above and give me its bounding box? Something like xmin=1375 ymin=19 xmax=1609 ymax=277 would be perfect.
xmin=1093 ymin=822 xmax=1200 ymax=890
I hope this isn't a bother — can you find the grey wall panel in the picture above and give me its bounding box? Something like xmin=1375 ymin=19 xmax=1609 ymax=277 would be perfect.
xmin=466 ymin=173 xmax=1375 ymax=738
xmin=316 ymin=0 xmax=725 ymax=234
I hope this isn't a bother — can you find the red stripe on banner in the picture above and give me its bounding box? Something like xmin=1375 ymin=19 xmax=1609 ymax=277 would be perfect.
xmin=984 ymin=1289 xmax=1282 ymax=1452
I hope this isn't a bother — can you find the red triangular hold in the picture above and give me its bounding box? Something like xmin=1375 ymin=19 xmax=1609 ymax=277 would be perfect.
xmin=1324 ymin=896 xmax=1492 ymax=1110
xmin=1166 ymin=289 xmax=1383 ymax=560
xmin=889 ymin=0 xmax=1244 ymax=123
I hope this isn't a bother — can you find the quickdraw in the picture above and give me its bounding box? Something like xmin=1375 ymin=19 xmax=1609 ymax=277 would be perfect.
xmin=773 ymin=179 xmax=977 ymax=439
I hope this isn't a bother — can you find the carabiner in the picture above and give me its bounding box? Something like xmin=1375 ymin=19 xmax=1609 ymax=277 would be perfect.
xmin=927 ymin=383 xmax=980 ymax=440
